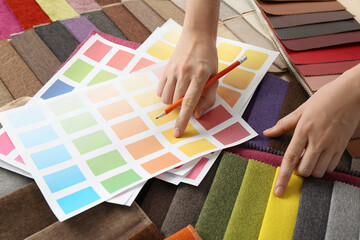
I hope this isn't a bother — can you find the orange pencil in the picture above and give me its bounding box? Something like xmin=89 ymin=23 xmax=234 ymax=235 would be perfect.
xmin=156 ymin=56 xmax=247 ymax=119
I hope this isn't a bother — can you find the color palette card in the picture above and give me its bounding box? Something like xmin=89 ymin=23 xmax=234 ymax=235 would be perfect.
xmin=0 ymin=61 xmax=257 ymax=221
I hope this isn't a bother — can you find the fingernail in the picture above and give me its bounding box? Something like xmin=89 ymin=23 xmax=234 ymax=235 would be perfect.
xmin=274 ymin=186 xmax=284 ymax=197
xmin=173 ymin=127 xmax=181 ymax=138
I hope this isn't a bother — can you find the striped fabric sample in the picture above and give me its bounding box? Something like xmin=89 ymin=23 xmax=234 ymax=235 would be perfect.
xmin=65 ymin=0 xmax=101 ymax=13
xmin=223 ymin=160 xmax=276 ymax=240
xmin=35 ymin=0 xmax=79 ymax=21
xmin=62 ymin=16 xmax=99 ymax=42
xmin=144 ymin=0 xmax=185 ymax=25
xmin=195 ymin=152 xmax=248 ymax=240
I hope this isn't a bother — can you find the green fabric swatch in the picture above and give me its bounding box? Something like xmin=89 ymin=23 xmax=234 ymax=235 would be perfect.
xmin=195 ymin=152 xmax=248 ymax=240
xmin=223 ymin=159 xmax=276 ymax=240
xmin=88 ymin=70 xmax=117 ymax=86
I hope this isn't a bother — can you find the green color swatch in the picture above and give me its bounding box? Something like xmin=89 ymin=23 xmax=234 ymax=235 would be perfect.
xmin=48 ymin=95 xmax=84 ymax=116
xmin=87 ymin=70 xmax=118 ymax=86
xmin=60 ymin=112 xmax=98 ymax=134
xmin=64 ymin=59 xmax=94 ymax=83
xmin=86 ymin=150 xmax=126 ymax=176
xmin=101 ymin=169 xmax=142 ymax=193
xmin=73 ymin=130 xmax=111 ymax=155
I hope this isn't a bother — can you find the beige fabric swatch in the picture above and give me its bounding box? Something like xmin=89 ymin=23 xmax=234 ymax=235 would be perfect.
xmin=243 ymin=11 xmax=271 ymax=40
xmin=0 ymin=79 xmax=14 ymax=108
xmin=217 ymin=23 xmax=239 ymax=41
xmin=338 ymin=0 xmax=360 ymax=22
xmin=223 ymin=0 xmax=254 ymax=14
xmin=0 ymin=97 xmax=31 ymax=112
xmin=144 ymin=0 xmax=185 ymax=25
xmin=219 ymin=1 xmax=239 ymax=21
xmin=171 ymin=0 xmax=185 ymax=11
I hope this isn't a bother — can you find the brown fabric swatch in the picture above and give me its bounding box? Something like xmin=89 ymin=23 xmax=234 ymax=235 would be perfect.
xmin=144 ymin=0 xmax=185 ymax=25
xmin=103 ymin=4 xmax=151 ymax=43
xmin=0 ymin=40 xmax=42 ymax=99
xmin=275 ymin=19 xmax=360 ymax=40
xmin=0 ymin=78 xmax=14 ymax=108
xmin=123 ymin=0 xmax=165 ymax=32
xmin=10 ymin=29 xmax=62 ymax=85
xmin=256 ymin=0 xmax=346 ymax=15
xmin=267 ymin=10 xmax=354 ymax=28
xmin=347 ymin=139 xmax=360 ymax=158
xmin=94 ymin=0 xmax=120 ymax=6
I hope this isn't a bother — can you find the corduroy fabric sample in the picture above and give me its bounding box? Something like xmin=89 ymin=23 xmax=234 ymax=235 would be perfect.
xmin=123 ymin=0 xmax=165 ymax=32
xmin=161 ymin=157 xmax=221 ymax=237
xmin=325 ymin=181 xmax=360 ymax=240
xmin=217 ymin=23 xmax=239 ymax=41
xmin=10 ymin=28 xmax=62 ymax=85
xmin=143 ymin=0 xmax=185 ymax=25
xmin=34 ymin=21 xmax=80 ymax=63
xmin=258 ymin=167 xmax=303 ymax=240
xmin=0 ymin=168 xmax=32 ymax=198
xmin=165 ymin=225 xmax=202 ymax=240
xmin=0 ymin=40 xmax=42 ymax=98
xmin=62 ymin=16 xmax=99 ymax=42
xmin=223 ymin=0 xmax=254 ymax=14
xmin=223 ymin=159 xmax=276 ymax=240
xmin=0 ymin=0 xmax=23 ymax=40
xmin=65 ymin=0 xmax=101 ymax=13
xmin=0 ymin=79 xmax=14 ymax=108
xmin=94 ymin=0 xmax=120 ymax=6
xmin=195 ymin=152 xmax=248 ymax=240
xmin=292 ymin=178 xmax=333 ymax=240
xmin=103 ymin=4 xmax=151 ymax=43
xmin=81 ymin=11 xmax=127 ymax=40
xmin=35 ymin=0 xmax=80 ymax=21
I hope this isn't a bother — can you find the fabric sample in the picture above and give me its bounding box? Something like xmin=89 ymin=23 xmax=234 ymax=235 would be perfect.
xmin=34 ymin=21 xmax=80 ymax=63
xmin=123 ymin=0 xmax=165 ymax=32
xmin=223 ymin=160 xmax=276 ymax=240
xmin=0 ymin=40 xmax=42 ymax=98
xmin=243 ymin=11 xmax=272 ymax=40
xmin=65 ymin=0 xmax=101 ymax=13
xmin=268 ymin=10 xmax=354 ymax=28
xmin=227 ymin=146 xmax=283 ymax=167
xmin=339 ymin=0 xmax=360 ymax=22
xmin=0 ymin=167 xmax=32 ymax=198
xmin=325 ymin=181 xmax=360 ymax=240
xmin=304 ymin=74 xmax=340 ymax=92
xmin=223 ymin=0 xmax=254 ymax=14
xmin=4 ymin=0 xmax=51 ymax=30
xmin=81 ymin=10 xmax=127 ymax=40
xmin=103 ymin=4 xmax=150 ymax=43
xmin=170 ymin=0 xmax=185 ymax=11
xmin=0 ymin=0 xmax=23 ymax=39
xmin=35 ymin=0 xmax=79 ymax=21
xmin=195 ymin=152 xmax=248 ymax=240
xmin=347 ymin=138 xmax=360 ymax=157
xmin=0 ymin=96 xmax=30 ymax=112
xmin=161 ymin=157 xmax=220 ymax=237
xmin=62 ymin=16 xmax=99 ymax=42
xmin=144 ymin=0 xmax=185 ymax=25
xmin=351 ymin=158 xmax=360 ymax=172
xmin=258 ymin=168 xmax=303 ymax=240
xmin=94 ymin=0 xmax=119 ymax=6
xmin=165 ymin=225 xmax=202 ymax=240
xmin=219 ymin=1 xmax=238 ymax=21
xmin=217 ymin=23 xmax=239 ymax=41
xmin=292 ymin=178 xmax=333 ymax=240
xmin=275 ymin=19 xmax=360 ymax=40
xmin=297 ymin=60 xmax=360 ymax=76
xmin=10 ymin=28 xmax=62 ymax=85
xmin=0 ymin=79 xmax=14 ymax=108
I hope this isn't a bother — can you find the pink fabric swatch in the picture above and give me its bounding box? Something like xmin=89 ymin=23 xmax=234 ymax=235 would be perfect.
xmin=0 ymin=0 xmax=23 ymax=39
xmin=65 ymin=0 xmax=101 ymax=13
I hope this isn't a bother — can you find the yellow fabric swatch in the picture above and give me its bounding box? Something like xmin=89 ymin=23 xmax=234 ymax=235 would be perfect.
xmin=36 ymin=0 xmax=79 ymax=21
xmin=258 ymin=167 xmax=303 ymax=240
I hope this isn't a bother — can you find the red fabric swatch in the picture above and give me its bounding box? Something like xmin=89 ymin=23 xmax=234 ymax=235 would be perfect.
xmin=297 ymin=60 xmax=360 ymax=76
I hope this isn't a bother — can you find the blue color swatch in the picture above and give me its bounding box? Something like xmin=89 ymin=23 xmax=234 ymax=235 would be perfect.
xmin=41 ymin=80 xmax=75 ymax=100
xmin=31 ymin=145 xmax=72 ymax=169
xmin=57 ymin=187 xmax=100 ymax=214
xmin=19 ymin=125 xmax=59 ymax=148
xmin=43 ymin=165 xmax=86 ymax=193
xmin=7 ymin=106 xmax=46 ymax=128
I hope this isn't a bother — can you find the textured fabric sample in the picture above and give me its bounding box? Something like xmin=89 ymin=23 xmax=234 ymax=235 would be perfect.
xmin=223 ymin=0 xmax=254 ymax=14
xmin=219 ymin=1 xmax=238 ymax=21
xmin=0 ymin=40 xmax=42 ymax=98
xmin=62 ymin=16 xmax=99 ymax=42
xmin=0 ymin=168 xmax=32 ymax=198
xmin=293 ymin=178 xmax=333 ymax=240
xmin=304 ymin=74 xmax=340 ymax=92
xmin=65 ymin=0 xmax=101 ymax=13
xmin=227 ymin=146 xmax=283 ymax=167
xmin=144 ymin=0 xmax=185 ymax=25
xmin=165 ymin=225 xmax=201 ymax=240
xmin=161 ymin=157 xmax=220 ymax=237
xmin=94 ymin=0 xmax=120 ymax=6
xmin=35 ymin=0 xmax=79 ymax=21
xmin=217 ymin=23 xmax=239 ymax=41
xmin=325 ymin=181 xmax=360 ymax=240
xmin=170 ymin=0 xmax=185 ymax=11
xmin=351 ymin=157 xmax=360 ymax=172
xmin=0 ymin=0 xmax=23 ymax=39
xmin=195 ymin=152 xmax=248 ymax=240
xmin=35 ymin=21 xmax=80 ymax=63
xmin=347 ymin=138 xmax=360 ymax=157
xmin=223 ymin=160 xmax=276 ymax=240
xmin=0 ymin=79 xmax=14 ymax=108
xmin=243 ymin=11 xmax=272 ymax=40
xmin=4 ymin=0 xmax=52 ymax=30
xmin=10 ymin=28 xmax=61 ymax=85
xmin=297 ymin=60 xmax=360 ymax=76
xmin=81 ymin=10 xmax=127 ymax=40
xmin=258 ymin=168 xmax=303 ymax=240
xmin=0 ymin=96 xmax=30 ymax=112
xmin=103 ymin=4 xmax=150 ymax=43
xmin=123 ymin=0 xmax=165 ymax=32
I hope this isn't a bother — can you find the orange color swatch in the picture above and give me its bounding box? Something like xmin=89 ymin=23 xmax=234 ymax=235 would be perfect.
xmin=126 ymin=135 xmax=164 ymax=160
xmin=98 ymin=100 xmax=134 ymax=121
xmin=141 ymin=153 xmax=181 ymax=174
xmin=223 ymin=68 xmax=255 ymax=90
xmin=130 ymin=58 xmax=155 ymax=73
xmin=106 ymin=49 xmax=135 ymax=70
xmin=217 ymin=86 xmax=241 ymax=107
xmin=86 ymin=84 xmax=120 ymax=103
xmin=111 ymin=117 xmax=148 ymax=140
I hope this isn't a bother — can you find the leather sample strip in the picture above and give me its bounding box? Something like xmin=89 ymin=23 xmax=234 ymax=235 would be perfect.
xmin=297 ymin=60 xmax=360 ymax=76
xmin=195 ymin=152 xmax=248 ymax=240
xmin=10 ymin=28 xmax=62 ymax=85
xmin=165 ymin=225 xmax=201 ymax=240
xmin=62 ymin=16 xmax=99 ymax=42
xmin=65 ymin=0 xmax=101 ymax=13
xmin=304 ymin=74 xmax=340 ymax=91
xmin=35 ymin=0 xmax=80 ymax=21
xmin=144 ymin=0 xmax=185 ymax=25
xmin=0 ymin=0 xmax=23 ymax=39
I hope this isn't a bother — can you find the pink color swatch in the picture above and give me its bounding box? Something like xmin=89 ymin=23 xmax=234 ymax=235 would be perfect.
xmin=15 ymin=155 xmax=25 ymax=164
xmin=130 ymin=58 xmax=155 ymax=73
xmin=107 ymin=49 xmax=135 ymax=70
xmin=84 ymin=40 xmax=113 ymax=62
xmin=197 ymin=105 xmax=232 ymax=130
xmin=213 ymin=122 xmax=250 ymax=145
xmin=185 ymin=157 xmax=208 ymax=180
xmin=0 ymin=132 xmax=15 ymax=156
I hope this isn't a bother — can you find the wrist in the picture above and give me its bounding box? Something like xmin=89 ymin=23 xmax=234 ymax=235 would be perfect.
xmin=342 ymin=64 xmax=360 ymax=105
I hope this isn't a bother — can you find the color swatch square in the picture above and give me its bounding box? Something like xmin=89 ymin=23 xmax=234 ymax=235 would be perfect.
xmin=48 ymin=95 xmax=84 ymax=116
xmin=141 ymin=153 xmax=181 ymax=174
xmin=101 ymin=169 xmax=142 ymax=193
xmin=73 ymin=130 xmax=112 ymax=155
xmin=162 ymin=123 xmax=200 ymax=144
xmin=87 ymin=70 xmax=118 ymax=86
xmin=133 ymin=90 xmax=161 ymax=108
xmin=125 ymin=135 xmax=164 ymax=160
xmin=178 ymin=139 xmax=216 ymax=157
xmin=197 ymin=105 xmax=232 ymax=130
xmin=147 ymin=40 xmax=175 ymax=60
xmin=57 ymin=187 xmax=100 ymax=214
xmin=106 ymin=49 xmax=135 ymax=71
xmin=97 ymin=100 xmax=134 ymax=121
xmin=152 ymin=65 xmax=166 ymax=80
xmin=41 ymin=80 xmax=75 ymax=100
xmin=7 ymin=106 xmax=46 ymax=128
xmin=217 ymin=43 xmax=242 ymax=62
xmin=241 ymin=49 xmax=269 ymax=70
xmin=31 ymin=144 xmax=72 ymax=169
xmin=86 ymin=150 xmax=126 ymax=176
xmin=111 ymin=117 xmax=148 ymax=140
xmin=86 ymin=84 xmax=120 ymax=103
xmin=186 ymin=157 xmax=208 ymax=180
xmin=130 ymin=58 xmax=155 ymax=73
xmin=19 ymin=125 xmax=59 ymax=148
xmin=63 ymin=59 xmax=94 ymax=83
xmin=120 ymin=73 xmax=153 ymax=92
xmin=223 ymin=68 xmax=255 ymax=90
xmin=60 ymin=112 xmax=98 ymax=134
xmin=162 ymin=27 xmax=181 ymax=45
xmin=84 ymin=40 xmax=112 ymax=62
xmin=0 ymin=132 xmax=14 ymax=156
xmin=213 ymin=122 xmax=250 ymax=145
xmin=216 ymin=86 xmax=241 ymax=108
xmin=147 ymin=107 xmax=179 ymax=126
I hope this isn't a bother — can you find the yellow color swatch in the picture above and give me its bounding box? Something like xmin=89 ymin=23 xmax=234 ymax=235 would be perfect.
xmin=147 ymin=40 xmax=175 ymax=60
xmin=163 ymin=27 xmax=181 ymax=45
xmin=258 ymin=167 xmax=303 ymax=240
xmin=36 ymin=0 xmax=79 ymax=21
xmin=218 ymin=62 xmax=228 ymax=72
xmin=217 ymin=86 xmax=241 ymax=107
xmin=147 ymin=107 xmax=179 ymax=126
xmin=133 ymin=90 xmax=161 ymax=108
xmin=86 ymin=84 xmax=120 ymax=103
xmin=179 ymin=139 xmax=216 ymax=157
xmin=120 ymin=73 xmax=153 ymax=92
xmin=217 ymin=42 xmax=242 ymax=62
xmin=241 ymin=49 xmax=269 ymax=70
xmin=162 ymin=124 xmax=200 ymax=144
xmin=223 ymin=68 xmax=255 ymax=90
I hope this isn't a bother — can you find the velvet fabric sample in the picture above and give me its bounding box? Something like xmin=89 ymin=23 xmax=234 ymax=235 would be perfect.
xmin=123 ymin=0 xmax=165 ymax=32
xmin=10 ymin=28 xmax=62 ymax=85
xmin=65 ymin=0 xmax=101 ymax=13
xmin=165 ymin=225 xmax=202 ymax=240
xmin=223 ymin=160 xmax=276 ymax=240
xmin=81 ymin=11 xmax=127 ymax=40
xmin=161 ymin=157 xmax=220 ymax=237
xmin=35 ymin=0 xmax=80 ymax=21
xmin=297 ymin=60 xmax=360 ymax=76
xmin=304 ymin=74 xmax=340 ymax=91
xmin=94 ymin=0 xmax=120 ymax=6
xmin=292 ymin=178 xmax=333 ymax=240
xmin=34 ymin=21 xmax=80 ymax=63
xmin=144 ymin=0 xmax=185 ymax=25
xmin=0 ymin=40 xmax=42 ymax=98
xmin=0 ymin=0 xmax=23 ymax=39
xmin=0 ymin=79 xmax=14 ymax=107
xmin=195 ymin=152 xmax=248 ymax=240
xmin=62 ymin=16 xmax=99 ymax=42
xmin=103 ymin=4 xmax=150 ymax=43
xmin=325 ymin=181 xmax=360 ymax=240
xmin=223 ymin=0 xmax=254 ymax=14
xmin=0 ymin=168 xmax=32 ymax=198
